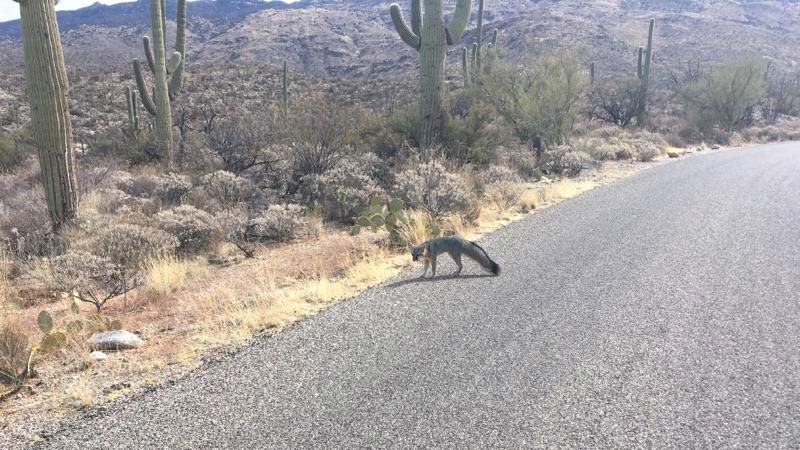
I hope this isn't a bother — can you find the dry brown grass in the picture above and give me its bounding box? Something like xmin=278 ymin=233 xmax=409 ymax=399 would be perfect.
xmin=0 ymin=248 xmax=10 ymax=301
xmin=143 ymin=256 xmax=209 ymax=299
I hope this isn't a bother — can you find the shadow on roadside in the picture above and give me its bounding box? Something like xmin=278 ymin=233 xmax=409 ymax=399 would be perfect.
xmin=385 ymin=273 xmax=496 ymax=289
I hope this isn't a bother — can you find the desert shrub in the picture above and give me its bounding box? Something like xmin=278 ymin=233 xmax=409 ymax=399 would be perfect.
xmin=587 ymin=79 xmax=641 ymax=128
xmin=117 ymin=173 xmax=159 ymax=198
xmin=759 ymin=65 xmax=800 ymax=125
xmin=249 ymin=204 xmax=312 ymax=243
xmin=501 ymin=147 xmax=538 ymax=179
xmin=90 ymin=223 xmax=178 ymax=269
xmin=215 ymin=208 xmax=254 ymax=257
xmin=0 ymin=188 xmax=62 ymax=259
xmin=0 ymin=321 xmax=29 ymax=385
xmin=288 ymin=98 xmax=362 ymax=187
xmin=155 ymin=205 xmax=219 ymax=253
xmin=635 ymin=142 xmax=661 ymax=162
xmin=199 ymin=171 xmax=256 ymax=205
xmin=393 ymin=162 xmax=473 ymax=218
xmin=679 ymin=55 xmax=765 ymax=135
xmin=0 ymin=135 xmax=27 ymax=172
xmin=204 ymin=112 xmax=279 ymax=175
xmin=49 ymin=251 xmax=140 ymax=312
xmin=90 ymin=188 xmax=130 ymax=214
xmin=483 ymin=50 xmax=587 ymax=149
xmin=482 ymin=165 xmax=522 ymax=185
xmin=542 ymin=145 xmax=590 ymax=176
xmin=153 ymin=173 xmax=192 ymax=204
xmin=445 ymin=97 xmax=514 ymax=165
xmin=486 ymin=182 xmax=525 ymax=212
xmin=311 ymin=154 xmax=385 ymax=222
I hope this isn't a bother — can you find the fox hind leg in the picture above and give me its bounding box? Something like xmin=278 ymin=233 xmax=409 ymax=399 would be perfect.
xmin=449 ymin=251 xmax=462 ymax=276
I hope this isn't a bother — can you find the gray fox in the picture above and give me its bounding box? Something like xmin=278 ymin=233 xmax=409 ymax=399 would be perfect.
xmin=411 ymin=236 xmax=500 ymax=278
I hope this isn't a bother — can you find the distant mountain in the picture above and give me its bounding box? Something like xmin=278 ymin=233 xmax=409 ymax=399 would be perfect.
xmin=0 ymin=0 xmax=797 ymax=79
xmin=0 ymin=0 xmax=308 ymax=41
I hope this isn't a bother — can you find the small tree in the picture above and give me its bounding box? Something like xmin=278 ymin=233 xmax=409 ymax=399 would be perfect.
xmin=483 ymin=51 xmax=587 ymax=159
xmin=680 ymin=55 xmax=765 ymax=135
xmin=760 ymin=65 xmax=800 ymax=125
xmin=588 ymin=79 xmax=641 ymax=128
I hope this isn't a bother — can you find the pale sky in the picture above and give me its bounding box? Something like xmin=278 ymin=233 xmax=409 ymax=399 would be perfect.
xmin=0 ymin=0 xmax=134 ymax=23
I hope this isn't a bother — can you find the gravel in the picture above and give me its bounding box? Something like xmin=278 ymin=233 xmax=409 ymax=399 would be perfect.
xmin=29 ymin=143 xmax=800 ymax=449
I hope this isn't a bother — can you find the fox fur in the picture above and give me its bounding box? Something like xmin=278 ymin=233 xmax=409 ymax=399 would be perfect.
xmin=411 ymin=236 xmax=500 ymax=278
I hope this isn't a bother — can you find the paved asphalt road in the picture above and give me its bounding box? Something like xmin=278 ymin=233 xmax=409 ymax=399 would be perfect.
xmin=31 ymin=143 xmax=800 ymax=449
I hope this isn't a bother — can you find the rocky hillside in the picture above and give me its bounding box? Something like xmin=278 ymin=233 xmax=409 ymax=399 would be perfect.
xmin=0 ymin=0 xmax=798 ymax=79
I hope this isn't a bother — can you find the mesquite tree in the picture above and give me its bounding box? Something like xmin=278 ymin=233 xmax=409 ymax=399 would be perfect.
xmin=132 ymin=0 xmax=186 ymax=168
xmin=13 ymin=0 xmax=78 ymax=228
xmin=389 ymin=0 xmax=471 ymax=150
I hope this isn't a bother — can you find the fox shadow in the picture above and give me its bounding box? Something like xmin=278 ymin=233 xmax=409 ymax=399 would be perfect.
xmin=385 ymin=273 xmax=496 ymax=289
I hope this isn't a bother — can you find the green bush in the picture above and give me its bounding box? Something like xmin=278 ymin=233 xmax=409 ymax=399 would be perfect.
xmin=249 ymin=204 xmax=312 ymax=243
xmin=393 ymin=162 xmax=473 ymax=218
xmin=90 ymin=223 xmax=178 ymax=268
xmin=155 ymin=205 xmax=219 ymax=253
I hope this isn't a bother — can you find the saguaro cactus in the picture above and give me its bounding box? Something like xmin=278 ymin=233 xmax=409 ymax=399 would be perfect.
xmin=636 ymin=19 xmax=655 ymax=127
xmin=125 ymin=86 xmax=140 ymax=133
xmin=282 ymin=60 xmax=289 ymax=117
xmin=463 ymin=0 xmax=499 ymax=86
xmin=132 ymin=0 xmax=186 ymax=167
xmin=13 ymin=0 xmax=78 ymax=227
xmin=390 ymin=0 xmax=471 ymax=149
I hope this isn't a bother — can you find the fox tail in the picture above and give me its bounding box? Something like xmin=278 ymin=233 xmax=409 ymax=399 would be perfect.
xmin=463 ymin=241 xmax=500 ymax=276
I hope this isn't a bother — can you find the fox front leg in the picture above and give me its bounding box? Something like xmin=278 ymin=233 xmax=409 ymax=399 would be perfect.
xmin=419 ymin=259 xmax=430 ymax=278
xmin=430 ymin=256 xmax=437 ymax=277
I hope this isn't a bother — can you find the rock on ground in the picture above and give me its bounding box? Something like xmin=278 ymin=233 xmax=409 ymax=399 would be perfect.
xmin=88 ymin=331 xmax=144 ymax=351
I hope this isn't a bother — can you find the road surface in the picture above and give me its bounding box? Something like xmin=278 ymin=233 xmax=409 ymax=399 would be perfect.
xmin=32 ymin=143 xmax=800 ymax=449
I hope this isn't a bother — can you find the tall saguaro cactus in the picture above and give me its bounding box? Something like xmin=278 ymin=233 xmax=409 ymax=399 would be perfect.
xmin=390 ymin=0 xmax=471 ymax=149
xmin=132 ymin=0 xmax=186 ymax=167
xmin=636 ymin=19 xmax=655 ymax=127
xmin=13 ymin=0 xmax=78 ymax=228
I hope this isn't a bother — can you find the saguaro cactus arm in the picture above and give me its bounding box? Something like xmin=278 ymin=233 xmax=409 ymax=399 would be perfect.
xmin=444 ymin=0 xmax=471 ymax=45
xmin=461 ymin=47 xmax=470 ymax=86
xmin=475 ymin=0 xmax=484 ymax=69
xmin=390 ymin=3 xmax=421 ymax=49
xmin=642 ymin=19 xmax=654 ymax=79
xmin=637 ymin=47 xmax=643 ymax=78
xmin=143 ymin=36 xmax=156 ymax=73
xmin=168 ymin=0 xmax=187 ymax=99
xmin=410 ymin=0 xmax=422 ymax=35
xmin=167 ymin=51 xmax=183 ymax=73
xmin=133 ymin=59 xmax=158 ymax=116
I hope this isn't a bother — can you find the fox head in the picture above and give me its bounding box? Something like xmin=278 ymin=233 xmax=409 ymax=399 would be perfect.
xmin=411 ymin=245 xmax=425 ymax=262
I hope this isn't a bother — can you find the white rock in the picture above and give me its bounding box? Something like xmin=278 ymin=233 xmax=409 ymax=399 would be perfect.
xmin=88 ymin=330 xmax=144 ymax=351
xmin=91 ymin=351 xmax=108 ymax=361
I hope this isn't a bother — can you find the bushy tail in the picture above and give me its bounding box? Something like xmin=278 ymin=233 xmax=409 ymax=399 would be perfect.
xmin=464 ymin=241 xmax=500 ymax=276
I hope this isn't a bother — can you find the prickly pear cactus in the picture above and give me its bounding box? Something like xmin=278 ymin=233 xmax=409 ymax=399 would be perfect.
xmin=389 ymin=0 xmax=471 ymax=150
xmin=13 ymin=0 xmax=79 ymax=228
xmin=351 ymin=198 xmax=410 ymax=246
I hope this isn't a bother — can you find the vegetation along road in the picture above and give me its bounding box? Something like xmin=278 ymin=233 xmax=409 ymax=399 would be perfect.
xmin=32 ymin=143 xmax=800 ymax=449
